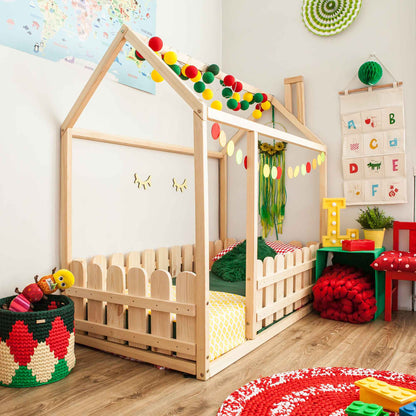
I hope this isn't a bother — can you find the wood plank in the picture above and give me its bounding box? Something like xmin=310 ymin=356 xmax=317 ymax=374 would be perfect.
xmin=72 ymin=128 xmax=223 ymax=160
xmin=75 ymin=321 xmax=194 ymax=356
xmin=294 ymin=250 xmax=304 ymax=310
xmin=126 ymin=251 xmax=141 ymax=270
xmin=61 ymin=26 xmax=128 ymax=131
xmin=86 ymin=263 xmax=105 ymax=339
xmin=60 ymin=128 xmax=72 ymax=269
xmin=256 ymin=260 xmax=264 ymax=332
xmin=284 ymin=83 xmax=292 ymax=113
xmin=142 ymin=249 xmax=156 ymax=277
xmin=91 ymin=255 xmax=107 ymax=272
xmin=214 ymin=240 xmax=223 ymax=256
xmin=106 ymin=265 xmax=126 ymax=344
xmin=125 ymin=30 xmax=203 ymax=114
xmin=156 ymin=248 xmax=169 ymax=271
xmin=75 ymin=334 xmax=196 ymax=375
xmin=170 ymin=246 xmax=182 ymax=277
xmin=274 ymin=254 xmax=285 ymax=321
xmin=284 ymin=75 xmax=304 ymax=84
xmin=301 ymin=247 xmax=312 ymax=306
xmin=182 ymin=245 xmax=194 ymax=272
xmin=246 ymin=130 xmax=259 ymax=340
xmin=65 ymin=286 xmax=195 ymax=316
xmin=296 ymin=81 xmax=305 ymax=124
xmin=151 ymin=270 xmax=173 ymax=355
xmin=263 ymin=257 xmax=275 ymax=326
xmin=127 ymin=267 xmax=148 ymax=349
xmin=207 ymin=107 xmax=326 ymax=152
xmin=109 ymin=253 xmax=124 ymax=267
xmin=176 ymin=271 xmax=196 ymax=360
xmin=193 ymin=110 xmax=210 ymax=380
xmin=219 ymin=156 xmax=227 ymax=241
xmin=339 ymin=81 xmax=403 ymax=95
xmin=284 ymin=252 xmax=294 ymax=315
xmin=209 ymin=241 xmax=215 ymax=269
xmin=69 ymin=259 xmax=87 ymax=334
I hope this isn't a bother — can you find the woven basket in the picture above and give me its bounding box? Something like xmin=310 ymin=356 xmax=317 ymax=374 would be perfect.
xmin=0 ymin=295 xmax=75 ymax=387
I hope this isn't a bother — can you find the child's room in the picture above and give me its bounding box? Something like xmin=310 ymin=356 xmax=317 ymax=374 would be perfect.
xmin=1 ymin=0 xmax=416 ymax=415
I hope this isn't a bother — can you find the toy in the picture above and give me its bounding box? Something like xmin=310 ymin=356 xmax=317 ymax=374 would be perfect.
xmin=36 ymin=268 xmax=75 ymax=294
xmin=7 ymin=285 xmax=44 ymax=312
xmin=342 ymin=239 xmax=375 ymax=251
xmin=400 ymin=401 xmax=416 ymax=416
xmin=355 ymin=377 xmax=416 ymax=412
xmin=345 ymin=401 xmax=388 ymax=416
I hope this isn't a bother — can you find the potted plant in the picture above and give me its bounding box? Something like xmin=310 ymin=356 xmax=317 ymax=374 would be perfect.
xmin=355 ymin=206 xmax=394 ymax=248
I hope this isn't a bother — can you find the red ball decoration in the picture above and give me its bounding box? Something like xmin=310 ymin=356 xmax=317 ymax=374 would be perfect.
xmin=244 ymin=156 xmax=248 ymax=170
xmin=233 ymin=102 xmax=241 ymax=112
xmin=185 ymin=65 xmax=198 ymax=79
xmin=224 ymin=75 xmax=235 ymax=87
xmin=232 ymin=81 xmax=243 ymax=92
xmin=255 ymin=103 xmax=261 ymax=110
xmin=148 ymin=36 xmax=163 ymax=52
xmin=211 ymin=123 xmax=221 ymax=140
xmin=306 ymin=162 xmax=311 ymax=173
xmin=262 ymin=93 xmax=268 ymax=103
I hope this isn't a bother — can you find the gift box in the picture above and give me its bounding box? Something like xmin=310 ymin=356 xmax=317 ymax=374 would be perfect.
xmin=342 ymin=239 xmax=375 ymax=251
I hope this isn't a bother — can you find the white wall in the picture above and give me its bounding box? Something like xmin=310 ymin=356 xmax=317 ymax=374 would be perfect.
xmin=0 ymin=0 xmax=222 ymax=297
xmin=222 ymin=0 xmax=416 ymax=309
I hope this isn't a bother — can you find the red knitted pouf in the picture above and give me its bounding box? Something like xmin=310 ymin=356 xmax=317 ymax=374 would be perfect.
xmin=217 ymin=367 xmax=416 ymax=416
xmin=313 ymin=264 xmax=377 ymax=323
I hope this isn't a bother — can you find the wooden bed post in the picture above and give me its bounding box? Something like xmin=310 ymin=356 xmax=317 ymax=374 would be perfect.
xmin=219 ymin=155 xmax=227 ymax=241
xmin=320 ymin=156 xmax=328 ymax=241
xmin=246 ymin=130 xmax=259 ymax=340
xmin=60 ymin=128 xmax=72 ymax=269
xmin=193 ymin=108 xmax=210 ymax=380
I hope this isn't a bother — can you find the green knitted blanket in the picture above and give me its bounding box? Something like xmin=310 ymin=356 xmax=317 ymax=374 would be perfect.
xmin=211 ymin=237 xmax=277 ymax=282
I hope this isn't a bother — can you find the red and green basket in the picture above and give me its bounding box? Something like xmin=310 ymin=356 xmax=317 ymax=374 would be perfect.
xmin=0 ymin=295 xmax=75 ymax=387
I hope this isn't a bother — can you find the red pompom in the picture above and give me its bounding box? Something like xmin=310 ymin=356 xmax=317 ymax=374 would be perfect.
xmin=233 ymin=102 xmax=241 ymax=112
xmin=185 ymin=65 xmax=198 ymax=79
xmin=255 ymin=103 xmax=261 ymax=110
xmin=148 ymin=36 xmax=163 ymax=52
xmin=224 ymin=75 xmax=235 ymax=87
xmin=232 ymin=81 xmax=243 ymax=92
xmin=262 ymin=93 xmax=268 ymax=103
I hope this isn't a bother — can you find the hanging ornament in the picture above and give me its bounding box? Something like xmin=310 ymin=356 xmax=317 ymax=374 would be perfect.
xmin=151 ymin=70 xmax=164 ymax=83
xmin=261 ymin=101 xmax=271 ymax=111
xmin=202 ymin=89 xmax=213 ymax=100
xmin=244 ymin=156 xmax=248 ymax=170
xmin=301 ymin=164 xmax=307 ymax=176
xmin=222 ymin=88 xmax=233 ymax=98
xmin=236 ymin=149 xmax=243 ymax=165
xmin=358 ymin=61 xmax=383 ymax=86
xmin=306 ymin=162 xmax=312 ymax=173
xmin=252 ymin=109 xmax=262 ymax=119
xmin=219 ymin=131 xmax=226 ymax=147
xmin=253 ymin=93 xmax=263 ymax=103
xmin=207 ymin=64 xmax=220 ymax=75
xmin=224 ymin=75 xmax=235 ymax=87
xmin=227 ymin=99 xmax=238 ymax=110
xmin=288 ymin=166 xmax=293 ymax=179
xmin=163 ymin=51 xmax=177 ymax=65
xmin=185 ymin=65 xmax=198 ymax=79
xmin=317 ymin=154 xmax=322 ymax=165
xmin=294 ymin=166 xmax=300 ymax=177
xmin=227 ymin=141 xmax=235 ymax=157
xmin=211 ymin=100 xmax=223 ymax=110
xmin=149 ymin=36 xmax=163 ymax=52
xmin=194 ymin=81 xmax=206 ymax=93
xmin=232 ymin=92 xmax=241 ymax=102
xmin=202 ymin=72 xmax=215 ymax=84
xmin=302 ymin=0 xmax=362 ymax=37
xmin=211 ymin=123 xmax=221 ymax=139
xmin=312 ymin=159 xmax=317 ymax=169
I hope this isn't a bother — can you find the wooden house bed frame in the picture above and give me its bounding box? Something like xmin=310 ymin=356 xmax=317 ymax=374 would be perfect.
xmin=61 ymin=25 xmax=327 ymax=380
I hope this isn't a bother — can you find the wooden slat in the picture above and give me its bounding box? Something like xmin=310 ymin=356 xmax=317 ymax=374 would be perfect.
xmin=274 ymin=254 xmax=285 ymax=321
xmin=301 ymin=247 xmax=312 ymax=306
xmin=294 ymin=250 xmax=303 ymax=310
xmin=126 ymin=251 xmax=141 ymax=270
xmin=86 ymin=263 xmax=105 ymax=339
xmin=263 ymin=257 xmax=275 ymax=326
xmin=72 ymin=128 xmax=223 ymax=160
xmin=151 ymin=270 xmax=172 ymax=355
xmin=208 ymin=107 xmax=326 ymax=153
xmin=214 ymin=240 xmax=223 ymax=256
xmin=65 ymin=286 xmax=195 ymax=316
xmin=284 ymin=252 xmax=294 ymax=315
xmin=224 ymin=238 xmax=236 ymax=249
xmin=91 ymin=255 xmax=107 ymax=271
xmin=142 ymin=249 xmax=155 ymax=277
xmin=219 ymin=156 xmax=227 ymax=241
xmin=75 ymin=334 xmax=196 ymax=375
xmin=182 ymin=245 xmax=194 ymax=272
xmin=339 ymin=81 xmax=403 ymax=95
xmin=256 ymin=260 xmax=264 ymax=331
xmin=156 ymin=248 xmax=169 ymax=271
xmin=127 ymin=267 xmax=148 ymax=349
xmin=209 ymin=241 xmax=215 ymax=269
xmin=296 ymin=81 xmax=305 ymax=124
xmin=284 ymin=75 xmax=304 ymax=84
xmin=176 ymin=271 xmax=196 ymax=360
xmin=246 ymin=130 xmax=258 ymax=340
xmin=193 ymin=110 xmax=210 ymax=380
xmin=107 ymin=265 xmax=126 ymax=344
xmin=109 ymin=253 xmax=124 ymax=267
xmin=69 ymin=259 xmax=87 ymax=334
xmin=60 ymin=128 xmax=72 ymax=269
xmin=284 ymin=84 xmax=292 ymax=113
xmin=170 ymin=246 xmax=182 ymax=277
xmin=61 ymin=26 xmax=128 ymax=131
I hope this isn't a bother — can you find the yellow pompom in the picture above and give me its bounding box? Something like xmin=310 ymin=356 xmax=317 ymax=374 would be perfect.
xmin=202 ymin=89 xmax=213 ymax=100
xmin=243 ymin=92 xmax=253 ymax=102
xmin=232 ymin=92 xmax=240 ymax=102
xmin=252 ymin=109 xmax=262 ymax=119
xmin=191 ymin=71 xmax=202 ymax=82
xmin=154 ymin=51 xmax=161 ymax=58
xmin=151 ymin=70 xmax=164 ymax=83
xmin=181 ymin=64 xmax=189 ymax=76
xmin=211 ymin=100 xmax=222 ymax=110
xmin=163 ymin=51 xmax=177 ymax=65
xmin=261 ymin=101 xmax=271 ymax=111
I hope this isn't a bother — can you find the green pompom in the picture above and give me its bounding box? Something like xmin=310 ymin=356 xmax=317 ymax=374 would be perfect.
xmin=240 ymin=100 xmax=249 ymax=111
xmin=222 ymin=87 xmax=233 ymax=98
xmin=358 ymin=61 xmax=383 ymax=86
xmin=253 ymin=93 xmax=263 ymax=103
xmin=180 ymin=73 xmax=188 ymax=80
xmin=220 ymin=80 xmax=225 ymax=86
xmin=194 ymin=81 xmax=206 ymax=93
xmin=207 ymin=64 xmax=220 ymax=76
xmin=227 ymin=99 xmax=238 ymax=110
xmin=202 ymin=72 xmax=215 ymax=84
xmin=169 ymin=64 xmax=181 ymax=76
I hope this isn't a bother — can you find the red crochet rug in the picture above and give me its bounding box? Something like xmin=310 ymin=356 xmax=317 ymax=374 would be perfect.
xmin=217 ymin=367 xmax=416 ymax=416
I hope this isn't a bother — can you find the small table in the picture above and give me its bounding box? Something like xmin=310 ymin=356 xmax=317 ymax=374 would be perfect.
xmin=315 ymin=247 xmax=385 ymax=320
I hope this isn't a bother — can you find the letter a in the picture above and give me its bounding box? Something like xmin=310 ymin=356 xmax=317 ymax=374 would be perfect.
xmin=350 ymin=163 xmax=358 ymax=174
xmin=389 ymin=113 xmax=396 ymax=125
xmin=348 ymin=120 xmax=356 ymax=130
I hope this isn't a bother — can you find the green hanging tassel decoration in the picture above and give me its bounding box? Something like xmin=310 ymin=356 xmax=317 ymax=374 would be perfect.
xmin=258 ymin=141 xmax=287 ymax=239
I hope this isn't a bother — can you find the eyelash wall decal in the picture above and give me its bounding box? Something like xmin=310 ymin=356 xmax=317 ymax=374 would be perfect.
xmin=134 ymin=173 xmax=152 ymax=190
xmin=172 ymin=178 xmax=188 ymax=192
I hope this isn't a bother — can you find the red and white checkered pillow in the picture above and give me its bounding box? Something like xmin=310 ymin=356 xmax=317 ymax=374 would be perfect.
xmin=211 ymin=240 xmax=297 ymax=263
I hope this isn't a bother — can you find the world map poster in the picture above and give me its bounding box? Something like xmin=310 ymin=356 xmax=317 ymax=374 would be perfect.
xmin=0 ymin=0 xmax=157 ymax=94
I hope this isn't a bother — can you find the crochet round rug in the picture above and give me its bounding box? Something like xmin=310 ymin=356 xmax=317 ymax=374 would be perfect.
xmin=302 ymin=0 xmax=362 ymax=37
xmin=217 ymin=367 xmax=416 ymax=416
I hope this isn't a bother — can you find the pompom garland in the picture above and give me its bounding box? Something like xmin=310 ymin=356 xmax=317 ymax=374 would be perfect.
xmin=232 ymin=81 xmax=243 ymax=92
xmin=222 ymin=88 xmax=233 ymax=98
xmin=207 ymin=64 xmax=220 ymax=75
xmin=185 ymin=65 xmax=198 ymax=79
xmin=240 ymin=100 xmax=249 ymax=110
xmin=191 ymin=71 xmax=202 ymax=82
xmin=211 ymin=100 xmax=222 ymax=110
xmin=232 ymin=92 xmax=240 ymax=102
xmin=149 ymin=36 xmax=163 ymax=52
xmin=194 ymin=81 xmax=205 ymax=93
xmin=163 ymin=51 xmax=177 ymax=65
xmin=202 ymin=89 xmax=213 ymax=100
xmin=227 ymin=99 xmax=238 ymax=110
xmin=224 ymin=75 xmax=235 ymax=87
xmin=253 ymin=109 xmax=262 ymax=119
xmin=254 ymin=93 xmax=263 ymax=103
xmin=243 ymin=92 xmax=253 ymax=102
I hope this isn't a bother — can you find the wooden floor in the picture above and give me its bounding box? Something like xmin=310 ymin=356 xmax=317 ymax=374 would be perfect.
xmin=1 ymin=311 xmax=416 ymax=416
